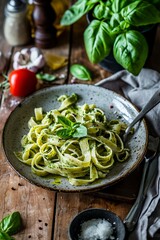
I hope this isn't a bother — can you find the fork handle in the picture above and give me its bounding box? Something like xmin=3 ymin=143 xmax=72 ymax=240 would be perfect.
xmin=125 ymin=90 xmax=160 ymax=136
xmin=123 ymin=161 xmax=149 ymax=231
xmin=124 ymin=196 xmax=145 ymax=232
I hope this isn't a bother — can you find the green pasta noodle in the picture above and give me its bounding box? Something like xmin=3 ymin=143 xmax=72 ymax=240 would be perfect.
xmin=15 ymin=93 xmax=130 ymax=186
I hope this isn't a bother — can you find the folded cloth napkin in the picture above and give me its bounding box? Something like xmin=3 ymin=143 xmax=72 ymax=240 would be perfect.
xmin=96 ymin=68 xmax=160 ymax=240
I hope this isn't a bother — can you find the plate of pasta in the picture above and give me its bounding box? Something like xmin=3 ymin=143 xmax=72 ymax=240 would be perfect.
xmin=2 ymin=84 xmax=148 ymax=192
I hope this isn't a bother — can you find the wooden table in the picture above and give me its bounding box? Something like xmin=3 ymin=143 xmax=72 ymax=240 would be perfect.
xmin=0 ymin=1 xmax=160 ymax=239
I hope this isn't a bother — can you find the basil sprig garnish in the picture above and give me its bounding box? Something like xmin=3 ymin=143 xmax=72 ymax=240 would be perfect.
xmin=70 ymin=64 xmax=92 ymax=81
xmin=0 ymin=211 xmax=22 ymax=239
xmin=56 ymin=116 xmax=87 ymax=139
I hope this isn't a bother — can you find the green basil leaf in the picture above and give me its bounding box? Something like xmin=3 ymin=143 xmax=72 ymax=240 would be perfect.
xmin=109 ymin=12 xmax=123 ymax=29
xmin=106 ymin=0 xmax=114 ymax=7
xmin=60 ymin=0 xmax=99 ymax=26
xmin=56 ymin=115 xmax=87 ymax=139
xmin=0 ymin=232 xmax=14 ymax=240
xmin=70 ymin=64 xmax=92 ymax=81
xmin=36 ymin=73 xmax=57 ymax=82
xmin=110 ymin=20 xmax=130 ymax=34
xmin=72 ymin=123 xmax=80 ymax=129
xmin=72 ymin=125 xmax=88 ymax=138
xmin=93 ymin=2 xmax=111 ymax=20
xmin=121 ymin=1 xmax=160 ymax=26
xmin=111 ymin=0 xmax=135 ymax=13
xmin=0 ymin=212 xmax=22 ymax=236
xmin=57 ymin=116 xmax=74 ymax=127
xmin=113 ymin=30 xmax=148 ymax=76
xmin=84 ymin=20 xmax=113 ymax=63
xmin=56 ymin=128 xmax=74 ymax=139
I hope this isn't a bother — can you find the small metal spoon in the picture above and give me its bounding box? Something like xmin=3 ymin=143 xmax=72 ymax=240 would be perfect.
xmin=123 ymin=90 xmax=160 ymax=142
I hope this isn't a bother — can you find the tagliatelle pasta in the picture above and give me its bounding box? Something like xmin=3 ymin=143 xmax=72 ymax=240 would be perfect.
xmin=15 ymin=93 xmax=130 ymax=186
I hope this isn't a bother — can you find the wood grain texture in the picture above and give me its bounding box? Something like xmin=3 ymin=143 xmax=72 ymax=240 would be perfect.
xmin=53 ymin=192 xmax=131 ymax=240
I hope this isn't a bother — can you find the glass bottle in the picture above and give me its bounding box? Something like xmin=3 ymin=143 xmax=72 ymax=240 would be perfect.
xmin=3 ymin=0 xmax=31 ymax=46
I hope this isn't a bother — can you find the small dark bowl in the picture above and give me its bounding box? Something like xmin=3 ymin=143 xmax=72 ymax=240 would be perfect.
xmin=68 ymin=208 xmax=125 ymax=240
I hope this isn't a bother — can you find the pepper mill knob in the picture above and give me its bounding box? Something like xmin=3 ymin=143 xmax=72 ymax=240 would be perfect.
xmin=32 ymin=0 xmax=56 ymax=49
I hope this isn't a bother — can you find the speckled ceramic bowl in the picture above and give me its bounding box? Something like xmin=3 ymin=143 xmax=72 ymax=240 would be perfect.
xmin=68 ymin=208 xmax=126 ymax=240
xmin=2 ymin=84 xmax=148 ymax=192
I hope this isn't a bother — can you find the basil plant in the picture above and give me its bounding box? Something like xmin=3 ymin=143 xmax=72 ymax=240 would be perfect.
xmin=61 ymin=0 xmax=160 ymax=76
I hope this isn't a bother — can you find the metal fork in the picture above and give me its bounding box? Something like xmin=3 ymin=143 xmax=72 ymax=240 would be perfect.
xmin=123 ymin=136 xmax=160 ymax=232
xmin=123 ymin=90 xmax=160 ymax=143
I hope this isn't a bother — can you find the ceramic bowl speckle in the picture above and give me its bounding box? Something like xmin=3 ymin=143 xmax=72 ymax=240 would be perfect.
xmin=68 ymin=208 xmax=126 ymax=240
xmin=2 ymin=84 xmax=148 ymax=192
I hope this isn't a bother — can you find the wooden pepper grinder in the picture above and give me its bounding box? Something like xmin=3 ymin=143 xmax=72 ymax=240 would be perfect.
xmin=32 ymin=0 xmax=56 ymax=49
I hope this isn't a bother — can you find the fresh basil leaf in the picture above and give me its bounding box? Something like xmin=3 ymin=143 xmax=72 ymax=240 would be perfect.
xmin=84 ymin=20 xmax=113 ymax=63
xmin=93 ymin=2 xmax=111 ymax=20
xmin=111 ymin=0 xmax=135 ymax=13
xmin=121 ymin=1 xmax=160 ymax=26
xmin=0 ymin=232 xmax=14 ymax=240
xmin=0 ymin=212 xmax=22 ymax=236
xmin=56 ymin=115 xmax=87 ymax=139
xmin=113 ymin=30 xmax=148 ymax=76
xmin=60 ymin=0 xmax=99 ymax=26
xmin=72 ymin=123 xmax=81 ymax=129
xmin=56 ymin=128 xmax=74 ymax=139
xmin=109 ymin=12 xmax=123 ymax=29
xmin=106 ymin=0 xmax=114 ymax=7
xmin=70 ymin=64 xmax=92 ymax=81
xmin=36 ymin=73 xmax=57 ymax=82
xmin=110 ymin=20 xmax=130 ymax=34
xmin=72 ymin=125 xmax=88 ymax=138
xmin=57 ymin=116 xmax=74 ymax=127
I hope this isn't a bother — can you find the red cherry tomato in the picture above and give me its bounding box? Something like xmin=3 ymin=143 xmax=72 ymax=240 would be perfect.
xmin=9 ymin=69 xmax=37 ymax=97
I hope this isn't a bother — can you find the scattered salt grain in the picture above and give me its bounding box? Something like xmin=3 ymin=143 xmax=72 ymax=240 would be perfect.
xmin=78 ymin=218 xmax=115 ymax=240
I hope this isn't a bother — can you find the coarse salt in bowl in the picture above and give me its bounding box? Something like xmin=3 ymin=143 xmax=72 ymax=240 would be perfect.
xmin=68 ymin=208 xmax=125 ymax=240
xmin=79 ymin=218 xmax=114 ymax=240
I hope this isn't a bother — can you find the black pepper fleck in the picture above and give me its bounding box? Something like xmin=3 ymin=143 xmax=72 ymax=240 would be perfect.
xmin=18 ymin=183 xmax=23 ymax=186
xmin=11 ymin=187 xmax=16 ymax=190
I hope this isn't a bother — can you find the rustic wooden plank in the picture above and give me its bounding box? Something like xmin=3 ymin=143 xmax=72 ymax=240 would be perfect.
xmin=54 ymin=192 xmax=132 ymax=239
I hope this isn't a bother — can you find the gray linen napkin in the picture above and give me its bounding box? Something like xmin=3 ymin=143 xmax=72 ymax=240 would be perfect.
xmin=96 ymin=68 xmax=160 ymax=240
